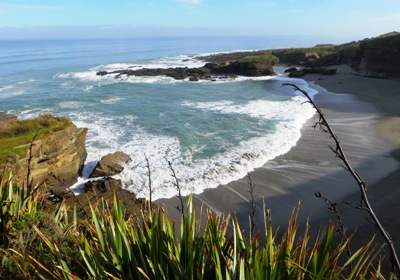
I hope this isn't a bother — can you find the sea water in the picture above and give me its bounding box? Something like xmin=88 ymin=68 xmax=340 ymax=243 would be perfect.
xmin=0 ymin=36 xmax=318 ymax=200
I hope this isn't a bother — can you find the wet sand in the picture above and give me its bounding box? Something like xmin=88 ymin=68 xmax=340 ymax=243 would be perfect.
xmin=157 ymin=64 xmax=400 ymax=255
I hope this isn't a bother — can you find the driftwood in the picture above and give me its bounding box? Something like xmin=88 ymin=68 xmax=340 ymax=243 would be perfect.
xmin=283 ymin=82 xmax=400 ymax=276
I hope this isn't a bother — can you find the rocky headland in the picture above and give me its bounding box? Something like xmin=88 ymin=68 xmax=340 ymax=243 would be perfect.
xmin=2 ymin=32 xmax=398 ymax=218
xmin=0 ymin=114 xmax=144 ymax=217
xmin=97 ymin=54 xmax=278 ymax=81
xmin=95 ymin=32 xmax=400 ymax=82
xmin=200 ymin=31 xmax=400 ymax=79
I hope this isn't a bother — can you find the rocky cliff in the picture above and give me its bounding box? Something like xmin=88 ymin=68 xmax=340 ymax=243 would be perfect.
xmin=200 ymin=32 xmax=400 ymax=79
xmin=350 ymin=32 xmax=400 ymax=78
xmin=1 ymin=114 xmax=145 ymax=214
xmin=24 ymin=124 xmax=88 ymax=188
xmin=0 ymin=114 xmax=87 ymax=189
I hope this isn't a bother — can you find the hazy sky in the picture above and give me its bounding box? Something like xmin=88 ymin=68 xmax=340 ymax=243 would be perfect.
xmin=1 ymin=0 xmax=399 ymax=40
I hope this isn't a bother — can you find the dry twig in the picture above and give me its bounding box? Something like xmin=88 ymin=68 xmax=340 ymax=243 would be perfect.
xmin=166 ymin=159 xmax=185 ymax=218
xmin=246 ymin=172 xmax=257 ymax=237
xmin=283 ymin=82 xmax=400 ymax=276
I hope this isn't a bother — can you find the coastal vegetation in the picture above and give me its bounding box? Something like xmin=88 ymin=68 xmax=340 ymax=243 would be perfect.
xmin=0 ymin=114 xmax=71 ymax=165
xmin=1 ymin=93 xmax=398 ymax=278
xmin=200 ymin=31 xmax=400 ymax=78
xmin=1 ymin=32 xmax=400 ymax=278
xmin=237 ymin=54 xmax=279 ymax=64
xmin=0 ymin=171 xmax=390 ymax=279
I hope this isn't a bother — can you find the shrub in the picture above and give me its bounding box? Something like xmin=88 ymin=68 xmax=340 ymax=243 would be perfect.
xmin=10 ymin=194 xmax=386 ymax=279
xmin=238 ymin=54 xmax=279 ymax=65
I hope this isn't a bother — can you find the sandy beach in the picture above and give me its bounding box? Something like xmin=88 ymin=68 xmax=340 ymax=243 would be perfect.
xmin=157 ymin=64 xmax=400 ymax=255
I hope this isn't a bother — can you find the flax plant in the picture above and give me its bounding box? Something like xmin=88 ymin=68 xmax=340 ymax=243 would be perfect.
xmin=3 ymin=169 xmax=387 ymax=279
xmin=0 ymin=169 xmax=41 ymax=247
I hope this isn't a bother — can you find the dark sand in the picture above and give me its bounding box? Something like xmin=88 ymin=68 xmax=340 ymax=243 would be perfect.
xmin=157 ymin=65 xmax=400 ymax=256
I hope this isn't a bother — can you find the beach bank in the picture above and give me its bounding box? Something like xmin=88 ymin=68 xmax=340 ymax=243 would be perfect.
xmin=157 ymin=64 xmax=400 ymax=249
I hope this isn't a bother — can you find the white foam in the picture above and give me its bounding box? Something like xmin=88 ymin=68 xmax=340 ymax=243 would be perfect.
xmin=55 ymin=70 xmax=110 ymax=83
xmin=92 ymin=55 xmax=205 ymax=72
xmin=83 ymin=85 xmax=94 ymax=92
xmin=182 ymin=96 xmax=313 ymax=121
xmin=58 ymin=101 xmax=90 ymax=109
xmin=0 ymin=84 xmax=16 ymax=92
xmin=100 ymin=97 xmax=124 ymax=104
xmin=55 ymin=54 xmax=279 ymax=85
xmin=0 ymin=79 xmax=36 ymax=98
xmin=68 ymin=86 xmax=316 ymax=201
xmin=0 ymin=89 xmax=26 ymax=98
xmin=55 ymin=52 xmax=319 ymax=200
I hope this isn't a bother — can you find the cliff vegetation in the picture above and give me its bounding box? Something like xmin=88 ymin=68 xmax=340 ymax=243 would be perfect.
xmin=201 ymin=31 xmax=400 ymax=78
xmin=0 ymin=171 xmax=391 ymax=279
xmin=0 ymin=114 xmax=72 ymax=165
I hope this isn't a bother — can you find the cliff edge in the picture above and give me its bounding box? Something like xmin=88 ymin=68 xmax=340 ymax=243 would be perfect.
xmin=0 ymin=114 xmax=87 ymax=190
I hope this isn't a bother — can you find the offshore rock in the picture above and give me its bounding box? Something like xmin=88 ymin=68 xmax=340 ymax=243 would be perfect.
xmin=96 ymin=60 xmax=275 ymax=81
xmin=285 ymin=67 xmax=337 ymax=77
xmin=89 ymin=151 xmax=132 ymax=178
xmin=84 ymin=177 xmax=123 ymax=193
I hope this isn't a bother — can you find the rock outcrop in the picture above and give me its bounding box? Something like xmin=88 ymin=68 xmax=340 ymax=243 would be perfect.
xmin=0 ymin=114 xmax=87 ymax=190
xmin=84 ymin=177 xmax=123 ymax=193
xmin=89 ymin=151 xmax=132 ymax=178
xmin=23 ymin=124 xmax=88 ymax=189
xmin=97 ymin=56 xmax=277 ymax=81
xmin=285 ymin=67 xmax=337 ymax=78
xmin=350 ymin=33 xmax=400 ymax=78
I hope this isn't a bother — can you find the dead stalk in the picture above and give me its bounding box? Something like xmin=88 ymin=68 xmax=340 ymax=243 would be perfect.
xmin=144 ymin=153 xmax=152 ymax=206
xmin=283 ymin=82 xmax=400 ymax=276
xmin=246 ymin=172 xmax=257 ymax=237
xmin=166 ymin=159 xmax=185 ymax=218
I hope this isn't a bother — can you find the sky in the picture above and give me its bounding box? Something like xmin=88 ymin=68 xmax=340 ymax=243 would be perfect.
xmin=0 ymin=0 xmax=399 ymax=41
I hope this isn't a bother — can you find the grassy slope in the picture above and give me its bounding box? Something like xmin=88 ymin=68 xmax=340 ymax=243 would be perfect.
xmin=0 ymin=114 xmax=72 ymax=165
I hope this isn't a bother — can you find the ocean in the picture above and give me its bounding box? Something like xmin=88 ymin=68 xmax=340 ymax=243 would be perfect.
xmin=0 ymin=36 xmax=318 ymax=200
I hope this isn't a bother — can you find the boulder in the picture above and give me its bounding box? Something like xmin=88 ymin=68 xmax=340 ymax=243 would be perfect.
xmin=84 ymin=177 xmax=122 ymax=193
xmin=288 ymin=69 xmax=306 ymax=77
xmin=284 ymin=67 xmax=298 ymax=73
xmin=89 ymin=151 xmax=132 ymax=178
xmin=16 ymin=123 xmax=88 ymax=189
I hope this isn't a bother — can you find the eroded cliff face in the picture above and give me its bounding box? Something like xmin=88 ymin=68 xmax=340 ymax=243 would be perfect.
xmin=352 ymin=46 xmax=400 ymax=78
xmin=1 ymin=118 xmax=88 ymax=190
xmin=349 ymin=33 xmax=400 ymax=78
xmin=24 ymin=124 xmax=88 ymax=188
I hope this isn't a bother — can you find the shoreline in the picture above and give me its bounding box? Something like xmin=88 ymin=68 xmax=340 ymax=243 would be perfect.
xmin=157 ymin=64 xmax=400 ymax=249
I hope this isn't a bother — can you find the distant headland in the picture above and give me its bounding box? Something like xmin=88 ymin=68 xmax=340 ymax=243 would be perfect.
xmin=97 ymin=31 xmax=400 ymax=81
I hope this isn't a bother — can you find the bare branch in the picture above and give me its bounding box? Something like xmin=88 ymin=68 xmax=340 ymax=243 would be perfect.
xmin=144 ymin=153 xmax=152 ymax=206
xmin=283 ymin=82 xmax=400 ymax=276
xmin=315 ymin=191 xmax=353 ymax=271
xmin=166 ymin=159 xmax=184 ymax=218
xmin=246 ymin=172 xmax=257 ymax=237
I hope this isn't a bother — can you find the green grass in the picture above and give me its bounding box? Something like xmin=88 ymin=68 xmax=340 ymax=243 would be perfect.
xmin=0 ymin=114 xmax=71 ymax=164
xmin=238 ymin=54 xmax=279 ymax=64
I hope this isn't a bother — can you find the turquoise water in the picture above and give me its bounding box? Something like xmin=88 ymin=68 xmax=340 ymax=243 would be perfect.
xmin=0 ymin=37 xmax=317 ymax=200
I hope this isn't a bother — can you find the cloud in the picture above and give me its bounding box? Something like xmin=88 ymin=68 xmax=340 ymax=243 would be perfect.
xmin=175 ymin=0 xmax=203 ymax=5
